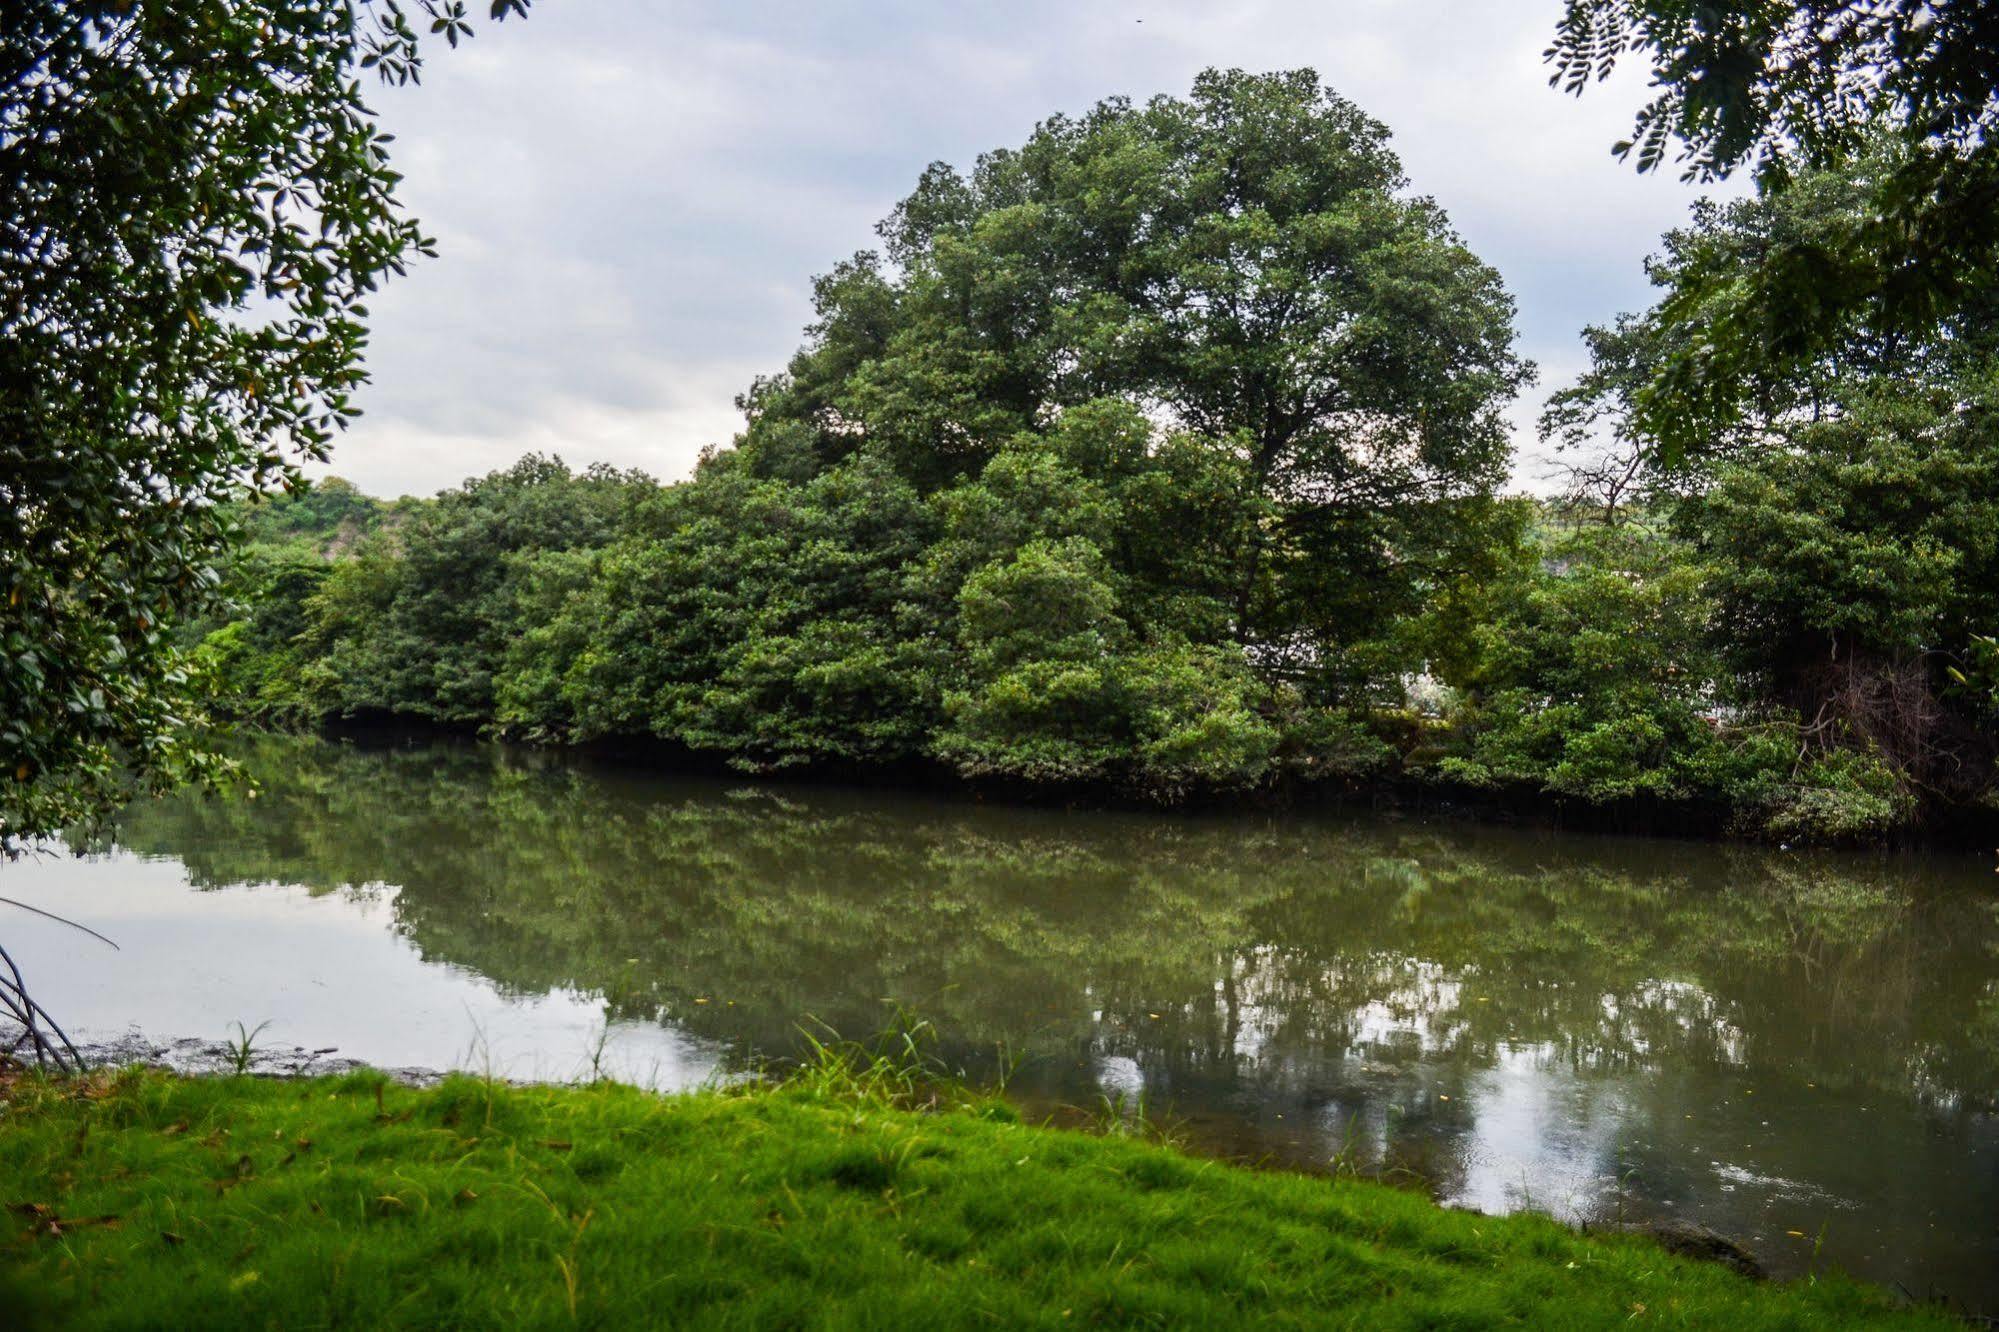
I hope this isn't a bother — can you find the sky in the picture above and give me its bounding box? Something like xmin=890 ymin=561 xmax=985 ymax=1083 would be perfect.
xmin=327 ymin=0 xmax=1741 ymax=499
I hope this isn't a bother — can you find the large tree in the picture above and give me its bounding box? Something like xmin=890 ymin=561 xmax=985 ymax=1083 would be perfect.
xmin=1 ymin=0 xmax=525 ymax=847
xmin=743 ymin=68 xmax=1528 ymax=690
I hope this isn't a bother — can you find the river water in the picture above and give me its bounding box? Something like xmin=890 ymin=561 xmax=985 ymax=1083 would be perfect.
xmin=5 ymin=733 xmax=1995 ymax=1311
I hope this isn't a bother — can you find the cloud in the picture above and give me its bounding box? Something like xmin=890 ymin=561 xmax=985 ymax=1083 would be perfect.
xmin=319 ymin=0 xmax=1737 ymax=498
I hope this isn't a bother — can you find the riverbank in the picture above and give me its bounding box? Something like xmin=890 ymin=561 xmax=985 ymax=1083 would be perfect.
xmin=308 ymin=714 xmax=1999 ymax=851
xmin=0 ymin=1066 xmax=1949 ymax=1329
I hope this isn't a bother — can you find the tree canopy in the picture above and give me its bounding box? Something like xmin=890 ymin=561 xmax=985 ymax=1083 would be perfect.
xmin=209 ymin=70 xmax=1527 ymax=801
xmin=1548 ymin=1 xmax=1999 ymax=454
xmin=741 ymin=68 xmax=1528 ymax=685
xmin=1530 ymin=141 xmax=1999 ymax=835
xmin=0 ymin=0 xmax=525 ymax=845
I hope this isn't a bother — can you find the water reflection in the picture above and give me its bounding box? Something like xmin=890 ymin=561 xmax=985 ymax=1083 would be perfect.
xmin=8 ymin=732 xmax=1996 ymax=1311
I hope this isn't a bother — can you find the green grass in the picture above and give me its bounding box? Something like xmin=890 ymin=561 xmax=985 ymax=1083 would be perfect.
xmin=0 ymin=1067 xmax=1947 ymax=1330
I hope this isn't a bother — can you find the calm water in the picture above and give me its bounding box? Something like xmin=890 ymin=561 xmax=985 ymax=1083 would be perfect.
xmin=7 ymin=734 xmax=1997 ymax=1310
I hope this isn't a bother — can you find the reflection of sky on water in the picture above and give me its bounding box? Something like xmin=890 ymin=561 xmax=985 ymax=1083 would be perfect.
xmin=6 ymin=854 xmax=721 ymax=1090
xmin=1094 ymin=1054 xmax=1146 ymax=1102
xmin=1075 ymin=948 xmax=1994 ymax=1309
xmin=1105 ymin=948 xmax=1674 ymax=1220
xmin=1451 ymin=1047 xmax=1630 ymax=1218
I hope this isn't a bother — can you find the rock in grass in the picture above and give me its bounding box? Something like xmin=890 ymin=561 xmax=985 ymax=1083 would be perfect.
xmin=1623 ymin=1220 xmax=1766 ymax=1280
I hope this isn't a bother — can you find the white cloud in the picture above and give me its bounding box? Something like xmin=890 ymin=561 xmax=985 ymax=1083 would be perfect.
xmin=317 ymin=0 xmax=1739 ymax=497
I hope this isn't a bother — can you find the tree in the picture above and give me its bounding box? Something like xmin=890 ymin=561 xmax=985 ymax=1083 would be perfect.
xmin=650 ymin=71 xmax=1527 ymax=788
xmin=492 ymin=448 xmax=944 ymax=771
xmin=299 ymin=455 xmax=652 ymax=726
xmin=1542 ymin=155 xmax=1999 ymax=834
xmin=1682 ymin=385 xmax=1999 ymax=804
xmin=938 ymin=536 xmax=1283 ymax=796
xmin=746 ymin=68 xmax=1529 ymax=694
xmin=1 ymin=0 xmax=527 ymax=848
xmin=1439 ymin=517 xmax=1737 ymax=806
xmin=1548 ymin=1 xmax=1999 ymax=454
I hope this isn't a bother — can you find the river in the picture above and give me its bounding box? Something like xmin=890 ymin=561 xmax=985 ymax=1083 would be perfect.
xmin=5 ymin=732 xmax=1995 ymax=1312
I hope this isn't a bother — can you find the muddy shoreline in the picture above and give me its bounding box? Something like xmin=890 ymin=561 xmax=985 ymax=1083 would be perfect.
xmin=42 ymin=1031 xmax=447 ymax=1087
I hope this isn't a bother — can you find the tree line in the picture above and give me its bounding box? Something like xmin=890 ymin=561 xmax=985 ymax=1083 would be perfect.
xmin=11 ymin=2 xmax=1997 ymax=847
xmin=193 ymin=72 xmax=1998 ymax=844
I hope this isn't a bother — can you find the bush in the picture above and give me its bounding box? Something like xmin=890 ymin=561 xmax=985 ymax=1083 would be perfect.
xmin=1744 ymin=745 xmax=1913 ymax=845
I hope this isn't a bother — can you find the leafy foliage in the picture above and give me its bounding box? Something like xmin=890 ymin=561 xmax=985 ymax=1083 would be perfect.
xmin=1532 ymin=135 xmax=1999 ymax=838
xmin=1689 ymin=393 xmax=1999 ymax=678
xmin=1425 ymin=514 xmax=1924 ymax=841
xmin=1678 ymin=387 xmax=1999 ymax=812
xmin=201 ymin=70 xmax=1526 ymax=803
xmin=1546 ymin=4 xmax=1999 ymax=456
xmin=1547 ymin=2 xmax=1998 ymax=184
xmin=0 ymin=0 xmax=526 ymax=843
xmin=1438 ymin=520 xmax=1736 ymax=805
xmin=743 ymin=68 xmax=1528 ymax=680
xmin=301 ymin=456 xmax=652 ymax=726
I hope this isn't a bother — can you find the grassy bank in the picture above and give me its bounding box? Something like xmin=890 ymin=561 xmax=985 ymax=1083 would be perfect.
xmin=0 ymin=1068 xmax=1947 ymax=1329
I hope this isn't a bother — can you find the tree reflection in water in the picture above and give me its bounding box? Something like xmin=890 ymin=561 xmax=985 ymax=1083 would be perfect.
xmin=84 ymin=733 xmax=1999 ymax=1309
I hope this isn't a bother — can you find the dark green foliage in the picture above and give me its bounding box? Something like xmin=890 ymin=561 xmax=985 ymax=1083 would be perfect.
xmin=553 ymin=451 xmax=944 ymax=770
xmin=300 ymin=456 xmax=654 ymax=726
xmin=1420 ymin=512 xmax=1915 ymax=840
xmin=1436 ymin=520 xmax=1747 ymax=806
xmin=0 ymin=0 xmax=525 ymax=843
xmin=230 ymin=478 xmax=389 ymax=564
xmin=192 ymin=480 xmax=393 ymax=722
xmin=1547 ymin=2 xmax=1998 ymax=185
xmin=670 ymin=70 xmax=1523 ymax=787
xmin=1678 ymin=387 xmax=1999 ymax=814
xmin=1546 ymin=3 xmax=1999 ymax=457
xmin=1544 ymin=149 xmax=1999 ymax=479
xmin=1525 ymin=147 xmax=1999 ymax=838
xmin=197 ymin=567 xmax=332 ymax=725
xmin=200 ymin=70 xmax=1525 ymax=803
xmin=792 ymin=69 xmax=1525 ymax=670
xmin=924 ymin=403 xmax=1291 ymax=794
xmin=1687 ymin=392 xmax=1999 ymax=681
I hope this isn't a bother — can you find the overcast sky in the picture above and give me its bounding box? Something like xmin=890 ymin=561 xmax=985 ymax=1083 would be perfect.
xmin=328 ymin=0 xmax=1738 ymax=499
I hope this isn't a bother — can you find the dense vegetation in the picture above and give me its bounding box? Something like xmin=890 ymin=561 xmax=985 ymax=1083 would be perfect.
xmin=15 ymin=4 xmax=1993 ymax=850
xmin=191 ymin=72 xmax=1999 ymax=844
xmin=0 ymin=1066 xmax=1948 ymax=1329
xmin=0 ymin=0 xmax=528 ymax=844
xmin=1547 ymin=1 xmax=1999 ymax=457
